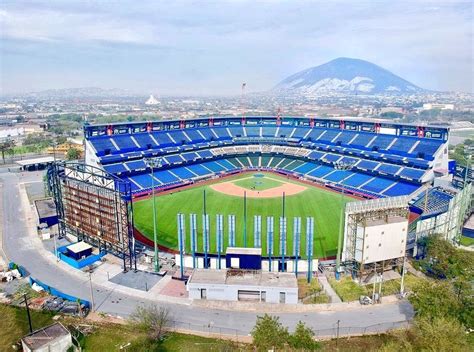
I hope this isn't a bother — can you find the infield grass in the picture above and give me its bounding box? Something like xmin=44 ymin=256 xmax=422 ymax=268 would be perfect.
xmin=133 ymin=172 xmax=354 ymax=258
xmin=233 ymin=175 xmax=283 ymax=191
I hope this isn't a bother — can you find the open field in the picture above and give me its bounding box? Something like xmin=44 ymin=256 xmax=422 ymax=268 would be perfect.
xmin=133 ymin=172 xmax=354 ymax=258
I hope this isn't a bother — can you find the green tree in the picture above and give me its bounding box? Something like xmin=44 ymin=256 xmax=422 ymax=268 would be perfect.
xmin=66 ymin=147 xmax=81 ymax=161
xmin=0 ymin=139 xmax=15 ymax=163
xmin=411 ymin=316 xmax=470 ymax=352
xmin=409 ymin=280 xmax=460 ymax=321
xmin=289 ymin=321 xmax=320 ymax=350
xmin=251 ymin=314 xmax=289 ymax=351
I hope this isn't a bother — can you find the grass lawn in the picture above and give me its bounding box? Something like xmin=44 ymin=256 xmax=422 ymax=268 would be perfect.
xmin=233 ymin=175 xmax=283 ymax=191
xmin=133 ymin=172 xmax=354 ymax=258
xmin=329 ymin=273 xmax=427 ymax=302
xmin=82 ymin=323 xmax=243 ymax=352
xmin=0 ymin=304 xmax=55 ymax=352
xmin=460 ymin=235 xmax=474 ymax=247
xmin=298 ymin=278 xmax=331 ymax=304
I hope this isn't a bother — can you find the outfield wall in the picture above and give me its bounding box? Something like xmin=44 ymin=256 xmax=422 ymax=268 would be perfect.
xmin=175 ymin=254 xmax=318 ymax=273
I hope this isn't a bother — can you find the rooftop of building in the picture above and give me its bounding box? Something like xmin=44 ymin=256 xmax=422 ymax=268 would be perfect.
xmin=188 ymin=269 xmax=297 ymax=288
xmin=22 ymin=323 xmax=70 ymax=350
xmin=34 ymin=198 xmax=57 ymax=219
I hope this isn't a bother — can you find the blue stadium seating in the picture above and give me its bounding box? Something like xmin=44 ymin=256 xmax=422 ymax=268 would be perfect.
xmin=361 ymin=177 xmax=395 ymax=194
xmin=399 ymin=168 xmax=425 ymax=181
xmin=86 ymin=121 xmax=445 ymax=198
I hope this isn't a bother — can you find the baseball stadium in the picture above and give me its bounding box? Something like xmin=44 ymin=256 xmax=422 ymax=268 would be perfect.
xmin=66 ymin=115 xmax=458 ymax=268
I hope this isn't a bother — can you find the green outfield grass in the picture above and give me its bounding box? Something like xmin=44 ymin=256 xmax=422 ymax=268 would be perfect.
xmin=133 ymin=172 xmax=354 ymax=258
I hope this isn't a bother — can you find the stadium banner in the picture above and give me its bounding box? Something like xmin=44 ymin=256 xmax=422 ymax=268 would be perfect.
xmin=216 ymin=214 xmax=224 ymax=269
xmin=190 ymin=213 xmax=197 ymax=268
xmin=177 ymin=213 xmax=185 ymax=277
xmin=228 ymin=214 xmax=236 ymax=247
xmin=254 ymin=215 xmax=262 ymax=248
xmin=293 ymin=217 xmax=301 ymax=257
xmin=202 ymin=214 xmax=210 ymax=268
xmin=293 ymin=217 xmax=301 ymax=274
xmin=280 ymin=216 xmax=287 ymax=271
xmin=267 ymin=216 xmax=274 ymax=272
xmin=306 ymin=217 xmax=314 ymax=282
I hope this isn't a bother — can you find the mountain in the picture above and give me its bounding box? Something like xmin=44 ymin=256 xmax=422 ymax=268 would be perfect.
xmin=274 ymin=57 xmax=423 ymax=95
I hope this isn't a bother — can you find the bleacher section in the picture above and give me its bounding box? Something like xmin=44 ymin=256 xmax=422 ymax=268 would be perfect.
xmin=410 ymin=187 xmax=455 ymax=218
xmin=86 ymin=120 xmax=448 ymax=198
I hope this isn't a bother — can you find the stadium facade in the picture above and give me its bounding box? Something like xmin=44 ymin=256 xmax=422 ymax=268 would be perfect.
xmin=49 ymin=116 xmax=472 ymax=279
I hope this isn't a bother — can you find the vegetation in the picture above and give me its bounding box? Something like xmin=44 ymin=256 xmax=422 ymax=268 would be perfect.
xmin=328 ymin=276 xmax=366 ymax=302
xmin=0 ymin=138 xmax=15 ymax=163
xmin=0 ymin=304 xmax=54 ymax=351
xmin=298 ymin=278 xmax=331 ymax=304
xmin=449 ymin=138 xmax=473 ymax=165
xmin=251 ymin=314 xmax=319 ymax=351
xmin=410 ymin=236 xmax=474 ymax=330
xmin=134 ymin=172 xmax=354 ymax=258
xmin=460 ymin=235 xmax=474 ymax=247
xmin=129 ymin=304 xmax=171 ymax=342
xmin=379 ymin=316 xmax=470 ymax=352
xmin=66 ymin=147 xmax=81 ymax=160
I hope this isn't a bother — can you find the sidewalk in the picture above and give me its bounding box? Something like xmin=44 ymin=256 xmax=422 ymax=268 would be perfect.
xmin=318 ymin=274 xmax=342 ymax=303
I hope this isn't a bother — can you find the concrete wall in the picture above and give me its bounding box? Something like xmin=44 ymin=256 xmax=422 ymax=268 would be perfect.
xmin=187 ymin=283 xmax=298 ymax=304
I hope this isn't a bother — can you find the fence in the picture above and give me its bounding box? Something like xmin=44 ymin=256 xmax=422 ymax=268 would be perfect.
xmin=29 ymin=276 xmax=91 ymax=309
xmin=167 ymin=318 xmax=411 ymax=341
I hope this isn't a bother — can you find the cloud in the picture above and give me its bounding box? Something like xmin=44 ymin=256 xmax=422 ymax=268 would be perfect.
xmin=0 ymin=0 xmax=472 ymax=94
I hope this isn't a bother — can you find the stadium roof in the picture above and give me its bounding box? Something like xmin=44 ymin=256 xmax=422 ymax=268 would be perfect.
xmin=16 ymin=156 xmax=55 ymax=167
xmin=84 ymin=115 xmax=450 ymax=130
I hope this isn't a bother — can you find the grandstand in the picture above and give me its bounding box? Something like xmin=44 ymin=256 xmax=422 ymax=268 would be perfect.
xmin=84 ymin=116 xmax=449 ymax=200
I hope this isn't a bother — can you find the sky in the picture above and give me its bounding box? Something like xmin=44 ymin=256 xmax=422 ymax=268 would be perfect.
xmin=0 ymin=0 xmax=473 ymax=96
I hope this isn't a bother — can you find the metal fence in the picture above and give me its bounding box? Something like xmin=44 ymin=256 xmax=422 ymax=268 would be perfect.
xmin=167 ymin=318 xmax=411 ymax=340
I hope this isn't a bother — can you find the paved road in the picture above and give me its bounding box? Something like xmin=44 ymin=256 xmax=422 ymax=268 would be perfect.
xmin=0 ymin=170 xmax=414 ymax=336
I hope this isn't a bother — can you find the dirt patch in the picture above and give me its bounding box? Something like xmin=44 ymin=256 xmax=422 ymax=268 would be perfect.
xmin=210 ymin=179 xmax=307 ymax=198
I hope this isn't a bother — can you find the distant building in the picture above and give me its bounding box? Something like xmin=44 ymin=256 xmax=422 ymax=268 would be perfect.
xmin=21 ymin=323 xmax=73 ymax=352
xmin=145 ymin=94 xmax=160 ymax=105
xmin=422 ymin=103 xmax=454 ymax=110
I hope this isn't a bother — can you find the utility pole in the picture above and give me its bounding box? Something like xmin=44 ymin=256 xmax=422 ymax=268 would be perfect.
xmin=336 ymin=319 xmax=340 ymax=349
xmin=400 ymin=255 xmax=406 ymax=294
xmin=89 ymin=272 xmax=95 ymax=312
xmin=323 ymin=160 xmax=354 ymax=278
xmin=145 ymin=157 xmax=162 ymax=272
xmin=23 ymin=294 xmax=33 ymax=333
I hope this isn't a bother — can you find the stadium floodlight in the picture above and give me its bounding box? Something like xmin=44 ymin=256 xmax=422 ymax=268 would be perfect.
xmin=322 ymin=158 xmax=355 ymax=278
xmin=144 ymin=157 xmax=163 ymax=272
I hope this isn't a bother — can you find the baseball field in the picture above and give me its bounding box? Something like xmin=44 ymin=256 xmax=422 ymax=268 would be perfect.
xmin=133 ymin=172 xmax=355 ymax=258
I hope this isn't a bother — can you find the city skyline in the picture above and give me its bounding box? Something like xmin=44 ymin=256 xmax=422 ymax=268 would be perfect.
xmin=1 ymin=0 xmax=473 ymax=96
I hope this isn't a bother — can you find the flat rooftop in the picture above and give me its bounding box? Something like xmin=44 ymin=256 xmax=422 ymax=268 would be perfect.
xmin=16 ymin=156 xmax=55 ymax=166
xmin=22 ymin=323 xmax=70 ymax=350
xmin=226 ymin=247 xmax=262 ymax=255
xmin=67 ymin=241 xmax=92 ymax=253
xmin=34 ymin=198 xmax=57 ymax=219
xmin=189 ymin=269 xmax=297 ymax=288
